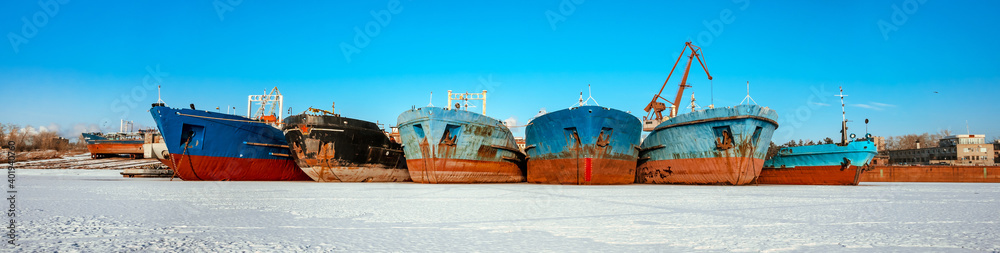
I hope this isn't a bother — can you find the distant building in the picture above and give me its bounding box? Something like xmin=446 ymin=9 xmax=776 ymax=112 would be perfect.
xmin=887 ymin=134 xmax=994 ymax=166
xmin=870 ymin=154 xmax=889 ymax=166
xmin=994 ymin=140 xmax=1000 ymax=164
xmin=514 ymin=137 xmax=526 ymax=151
xmin=872 ymin=136 xmax=886 ymax=151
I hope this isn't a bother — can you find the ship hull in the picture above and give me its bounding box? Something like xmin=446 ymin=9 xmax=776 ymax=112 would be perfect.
xmin=528 ymin=158 xmax=635 ymax=184
xmin=525 ymin=106 xmax=641 ymax=185
xmin=86 ymin=143 xmax=144 ymax=157
xmin=637 ymin=157 xmax=766 ymax=185
xmin=150 ymin=106 xmax=310 ymax=181
xmin=757 ymin=140 xmax=877 ymax=185
xmin=755 ymin=165 xmax=863 ymax=185
xmin=81 ymin=132 xmax=150 ymax=158
xmin=406 ymin=158 xmax=524 ymax=183
xmin=167 ymin=153 xmax=305 ymax=181
xmin=638 ymin=105 xmax=779 ymax=185
xmin=397 ymin=107 xmax=525 ymax=184
xmin=282 ymin=114 xmax=410 ymax=182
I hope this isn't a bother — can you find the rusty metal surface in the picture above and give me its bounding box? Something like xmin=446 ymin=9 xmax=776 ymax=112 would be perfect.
xmin=406 ymin=158 xmax=524 ymax=183
xmin=86 ymin=143 xmax=144 ymax=156
xmin=283 ymin=113 xmax=410 ymax=182
xmin=860 ymin=166 xmax=1000 ymax=183
xmin=755 ymin=165 xmax=862 ymax=185
xmin=636 ymin=157 xmax=764 ymax=185
xmin=397 ymin=107 xmax=526 ymax=183
xmin=528 ymin=158 xmax=635 ymax=185
xmin=299 ymin=165 xmax=410 ymax=182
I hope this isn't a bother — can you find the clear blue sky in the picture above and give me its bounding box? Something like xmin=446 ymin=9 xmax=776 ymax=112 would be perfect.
xmin=2 ymin=1 xmax=998 ymax=143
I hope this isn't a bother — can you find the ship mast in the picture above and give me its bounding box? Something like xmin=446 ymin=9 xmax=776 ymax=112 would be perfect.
xmin=836 ymin=86 xmax=849 ymax=145
xmin=447 ymin=90 xmax=487 ymax=115
xmin=643 ymin=41 xmax=712 ymax=130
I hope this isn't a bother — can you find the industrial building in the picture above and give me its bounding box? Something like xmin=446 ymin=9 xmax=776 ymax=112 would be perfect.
xmin=994 ymin=140 xmax=1000 ymax=164
xmin=887 ymin=134 xmax=994 ymax=166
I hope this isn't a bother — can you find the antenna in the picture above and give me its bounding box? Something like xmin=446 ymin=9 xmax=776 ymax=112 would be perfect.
xmin=739 ymin=81 xmax=757 ymax=105
xmin=835 ymin=86 xmax=848 ymax=123
xmin=966 ymin=120 xmax=970 ymax=135
xmin=710 ymin=79 xmax=714 ymax=108
xmin=428 ymin=92 xmax=434 ymax=107
xmin=157 ymin=85 xmax=164 ymax=104
xmin=577 ymin=84 xmax=600 ymax=106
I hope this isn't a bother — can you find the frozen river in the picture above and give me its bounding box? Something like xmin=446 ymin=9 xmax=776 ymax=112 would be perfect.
xmin=9 ymin=169 xmax=1000 ymax=252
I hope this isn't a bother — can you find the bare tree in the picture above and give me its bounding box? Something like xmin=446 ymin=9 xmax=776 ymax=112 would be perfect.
xmin=765 ymin=142 xmax=780 ymax=160
xmin=783 ymin=140 xmax=797 ymax=147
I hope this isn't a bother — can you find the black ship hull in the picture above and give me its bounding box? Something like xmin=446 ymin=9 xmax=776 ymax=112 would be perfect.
xmin=282 ymin=113 xmax=410 ymax=182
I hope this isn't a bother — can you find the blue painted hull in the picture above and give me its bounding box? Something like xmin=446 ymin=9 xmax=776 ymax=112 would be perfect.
xmin=764 ymin=140 xmax=877 ymax=168
xmin=524 ymin=106 xmax=641 ymax=184
xmin=397 ymin=107 xmax=525 ymax=183
xmin=637 ymin=104 xmax=779 ymax=185
xmin=149 ymin=106 xmax=310 ymax=181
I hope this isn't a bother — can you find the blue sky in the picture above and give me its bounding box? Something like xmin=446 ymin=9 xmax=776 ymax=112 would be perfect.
xmin=1 ymin=0 xmax=998 ymax=143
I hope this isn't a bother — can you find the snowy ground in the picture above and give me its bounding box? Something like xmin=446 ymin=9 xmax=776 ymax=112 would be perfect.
xmin=8 ymin=169 xmax=1000 ymax=252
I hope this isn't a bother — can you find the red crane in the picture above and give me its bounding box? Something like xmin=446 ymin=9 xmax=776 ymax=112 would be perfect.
xmin=643 ymin=41 xmax=713 ymax=129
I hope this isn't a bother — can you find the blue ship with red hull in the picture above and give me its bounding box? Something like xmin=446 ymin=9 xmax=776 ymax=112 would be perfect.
xmin=756 ymin=87 xmax=878 ymax=185
xmin=525 ymin=105 xmax=641 ymax=185
xmin=397 ymin=90 xmax=526 ymax=183
xmin=756 ymin=139 xmax=877 ymax=185
xmin=81 ymin=132 xmax=146 ymax=159
xmin=150 ymin=104 xmax=310 ymax=181
xmin=638 ymin=105 xmax=779 ymax=185
xmin=398 ymin=106 xmax=526 ymax=183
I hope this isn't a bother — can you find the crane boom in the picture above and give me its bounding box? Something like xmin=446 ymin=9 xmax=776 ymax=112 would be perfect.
xmin=645 ymin=42 xmax=712 ymax=122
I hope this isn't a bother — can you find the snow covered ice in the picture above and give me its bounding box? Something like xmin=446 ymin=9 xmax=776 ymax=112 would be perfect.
xmin=10 ymin=169 xmax=1000 ymax=252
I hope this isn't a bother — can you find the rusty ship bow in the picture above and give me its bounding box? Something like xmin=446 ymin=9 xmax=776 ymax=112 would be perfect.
xmin=397 ymin=106 xmax=526 ymax=184
xmin=525 ymin=105 xmax=641 ymax=185
xmin=282 ymin=108 xmax=410 ymax=182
